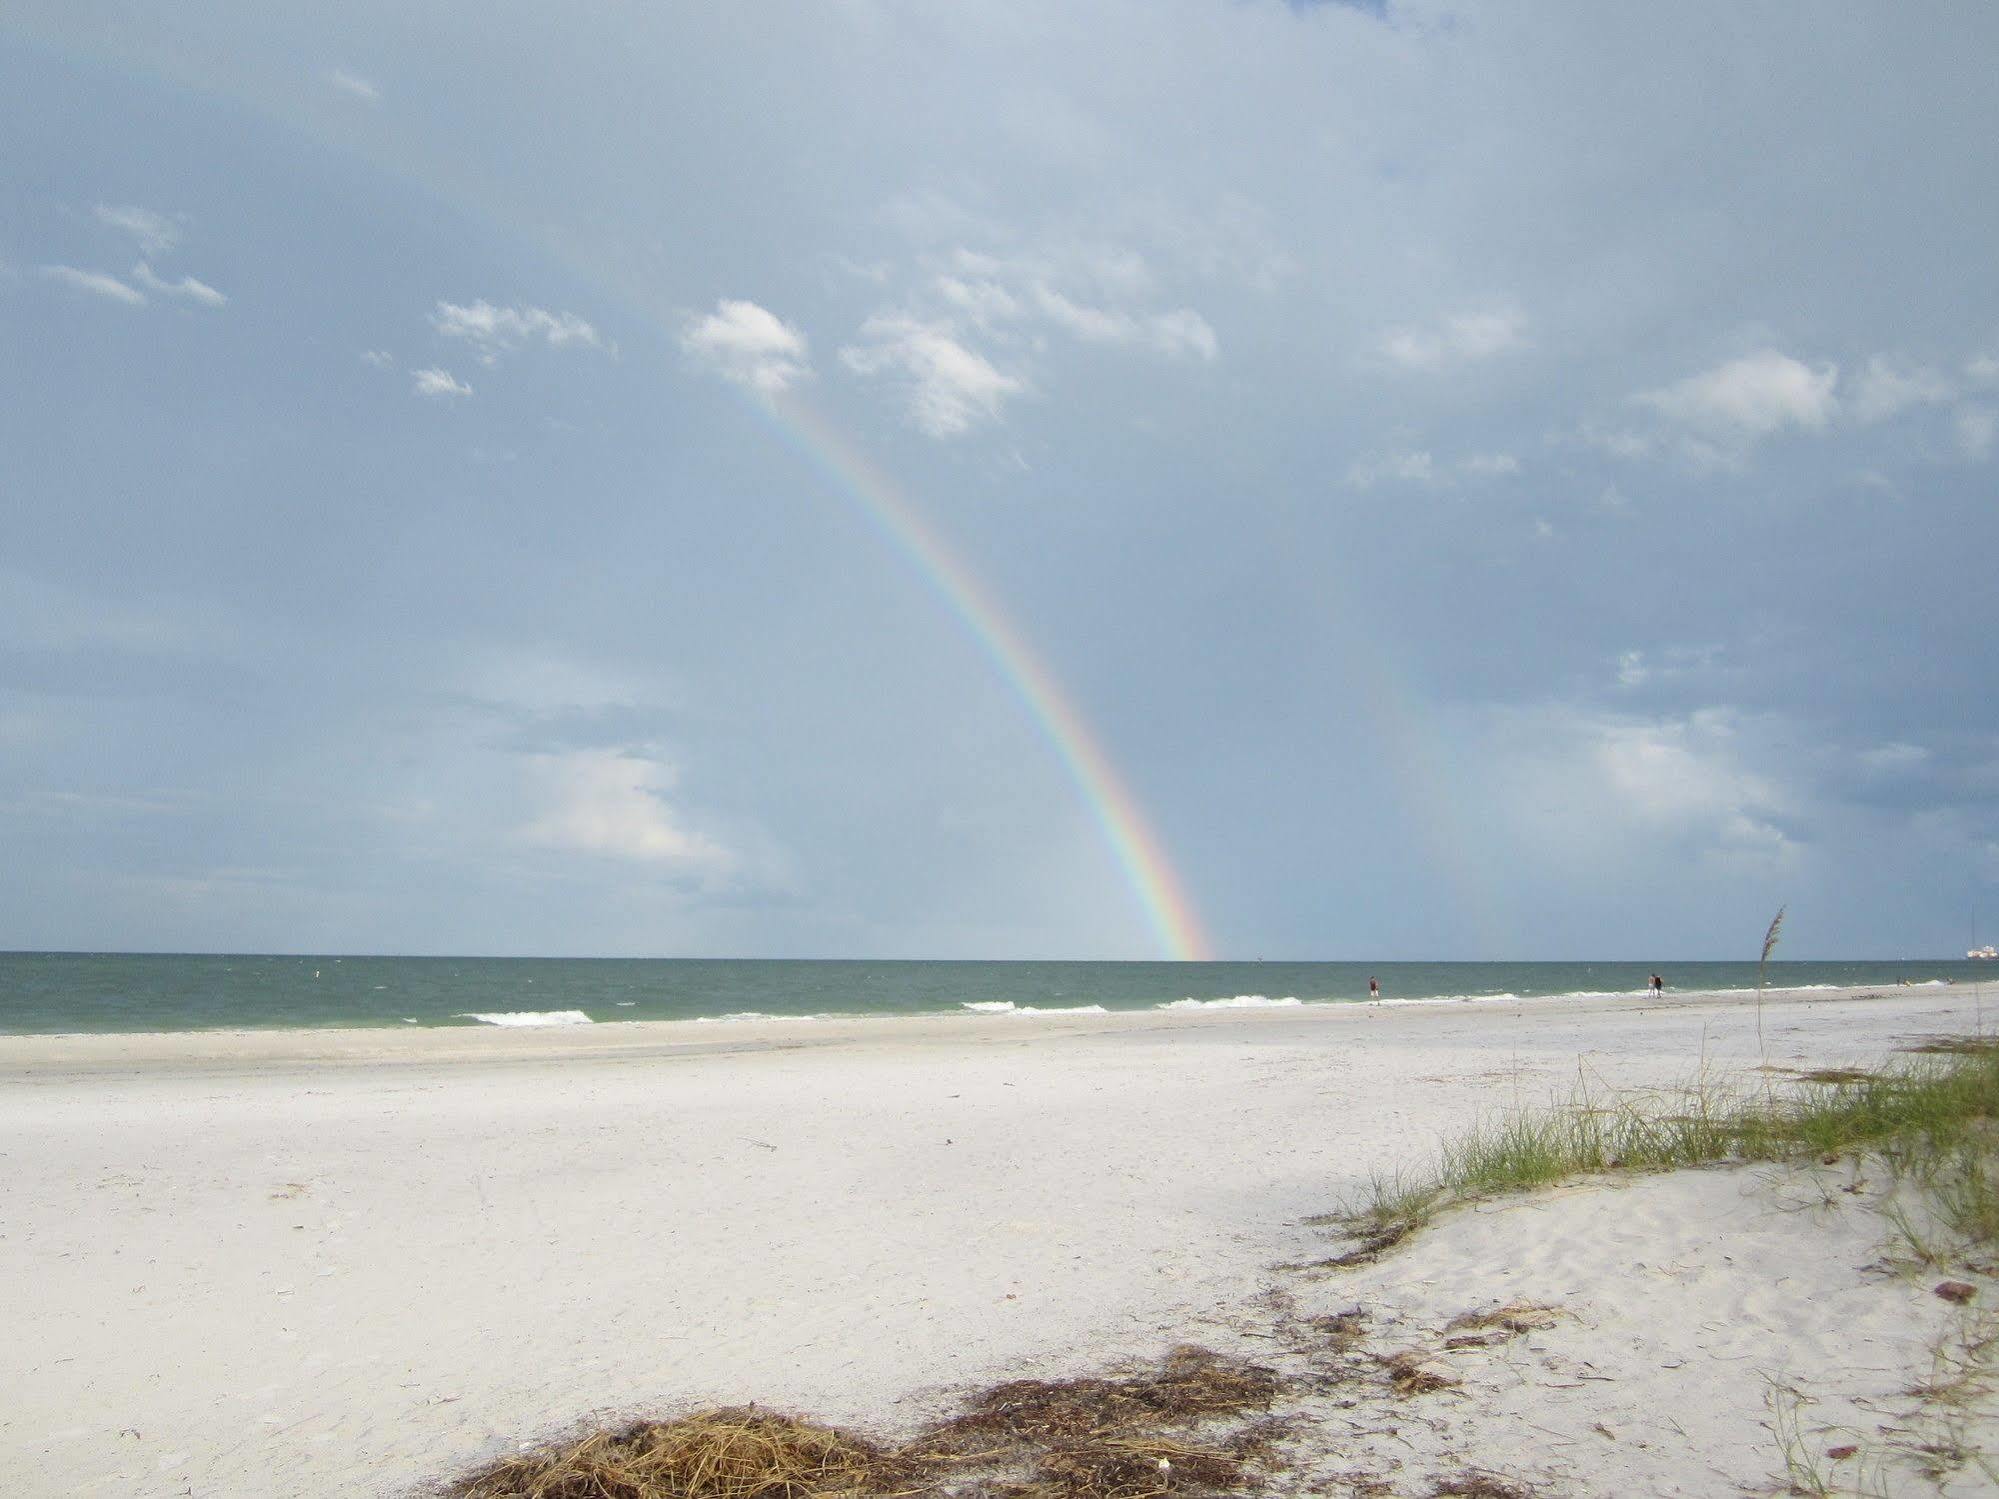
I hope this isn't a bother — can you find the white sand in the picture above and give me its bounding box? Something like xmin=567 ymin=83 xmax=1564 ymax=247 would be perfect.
xmin=0 ymin=984 xmax=1989 ymax=1496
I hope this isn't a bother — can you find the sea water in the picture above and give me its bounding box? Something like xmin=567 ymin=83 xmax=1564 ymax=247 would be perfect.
xmin=0 ymin=953 xmax=1986 ymax=1035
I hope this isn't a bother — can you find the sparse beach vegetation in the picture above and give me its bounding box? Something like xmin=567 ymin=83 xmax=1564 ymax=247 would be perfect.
xmin=1336 ymin=1036 xmax=1999 ymax=1264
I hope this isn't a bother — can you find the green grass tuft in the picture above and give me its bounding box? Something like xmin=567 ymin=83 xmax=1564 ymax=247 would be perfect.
xmin=1342 ymin=1041 xmax=1999 ymax=1254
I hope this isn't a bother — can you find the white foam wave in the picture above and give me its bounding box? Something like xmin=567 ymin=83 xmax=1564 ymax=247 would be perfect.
xmin=1159 ymin=995 xmax=1303 ymax=1011
xmin=960 ymin=1001 xmax=1110 ymax=1016
xmin=454 ymin=1010 xmax=593 ymax=1027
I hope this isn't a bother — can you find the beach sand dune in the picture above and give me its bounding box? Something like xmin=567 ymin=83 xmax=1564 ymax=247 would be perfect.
xmin=0 ymin=985 xmax=1986 ymax=1496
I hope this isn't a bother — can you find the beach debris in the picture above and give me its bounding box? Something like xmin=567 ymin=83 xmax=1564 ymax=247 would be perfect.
xmin=1441 ymin=1303 xmax=1564 ymax=1348
xmin=1302 ymin=1308 xmax=1370 ymax=1351
xmin=1427 ymin=1471 xmax=1538 ymax=1498
xmin=1934 ymin=1280 xmax=1978 ymax=1304
xmin=924 ymin=1345 xmax=1281 ymax=1450
xmin=449 ymin=1347 xmax=1289 ymax=1498
xmin=1296 ymin=1215 xmax=1420 ymax=1271
xmin=1031 ymin=1433 xmax=1247 ymax=1496
xmin=1901 ymin=1035 xmax=1999 ymax=1057
xmin=1798 ymin=1068 xmax=1875 ymax=1086
xmin=448 ymin=1408 xmax=910 ymax=1499
xmin=1827 ymin=1445 xmax=1859 ymax=1459
xmin=1373 ymin=1351 xmax=1458 ymax=1397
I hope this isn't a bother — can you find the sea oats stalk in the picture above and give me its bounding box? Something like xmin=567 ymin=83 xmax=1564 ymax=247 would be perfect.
xmin=1758 ymin=905 xmax=1786 ymax=1067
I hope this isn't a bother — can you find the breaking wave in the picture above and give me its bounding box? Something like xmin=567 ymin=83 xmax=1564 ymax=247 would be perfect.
xmin=454 ymin=1010 xmax=593 ymax=1027
xmin=1158 ymin=994 xmax=1303 ymax=1011
xmin=960 ymin=1001 xmax=1110 ymax=1016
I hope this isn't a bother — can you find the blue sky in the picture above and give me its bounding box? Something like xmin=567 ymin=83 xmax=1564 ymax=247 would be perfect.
xmin=3 ymin=4 xmax=1997 ymax=958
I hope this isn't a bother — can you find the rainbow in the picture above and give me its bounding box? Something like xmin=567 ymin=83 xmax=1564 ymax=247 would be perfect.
xmin=768 ymin=393 xmax=1214 ymax=962
xmin=4 ymin=36 xmax=1217 ymax=959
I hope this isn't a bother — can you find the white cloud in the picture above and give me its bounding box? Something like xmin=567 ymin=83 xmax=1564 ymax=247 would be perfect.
xmin=1030 ymin=285 xmax=1218 ymax=360
xmin=1460 ymin=452 xmax=1520 ymax=477
xmin=1482 ymin=704 xmax=1798 ymax=874
xmin=40 ymin=265 xmax=145 ymax=306
xmin=132 ymin=262 xmax=226 ymax=307
xmin=1637 ymin=349 xmax=1839 ymax=439
xmin=1594 ymin=712 xmax=1791 ymax=860
xmin=1147 ymin=307 xmax=1220 ymax=361
xmin=432 ymin=299 xmax=606 ymax=364
xmin=327 ymin=68 xmax=381 ymax=103
xmin=361 ymin=349 xmax=396 ymax=369
xmin=837 ymin=240 xmax=1218 ymax=434
xmin=1967 ymin=354 xmax=1999 ymax=384
xmin=841 ymin=314 xmax=1026 ymax=437
xmin=1377 ymin=309 xmax=1526 ymax=371
xmin=520 ymin=749 xmax=730 ymax=869
xmin=1958 ymin=404 xmax=1997 ymax=460
xmin=94 ymin=204 xmax=181 ymax=255
xmin=936 ymin=275 xmax=1023 ymax=328
xmin=412 ymin=367 xmax=472 ymax=399
xmin=1344 ymin=449 xmax=1435 ymax=488
xmin=1850 ymin=355 xmax=1953 ymax=424
xmin=680 ymin=298 xmax=811 ymax=393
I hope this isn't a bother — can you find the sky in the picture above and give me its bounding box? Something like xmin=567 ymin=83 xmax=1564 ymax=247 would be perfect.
xmin=2 ymin=3 xmax=1996 ymax=960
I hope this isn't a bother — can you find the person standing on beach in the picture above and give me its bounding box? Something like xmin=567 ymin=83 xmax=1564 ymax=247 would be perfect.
xmin=1650 ymin=972 xmax=1665 ymax=995
xmin=1368 ymin=975 xmax=1379 ymax=998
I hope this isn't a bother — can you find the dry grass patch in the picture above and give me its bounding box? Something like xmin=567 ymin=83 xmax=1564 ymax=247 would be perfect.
xmin=1374 ymin=1350 xmax=1458 ymax=1397
xmin=1903 ymin=1036 xmax=1999 ymax=1058
xmin=922 ymin=1346 xmax=1280 ymax=1453
xmin=448 ymin=1348 xmax=1287 ymax=1499
xmin=1023 ymin=1434 xmax=1250 ymax=1498
xmin=1796 ymin=1067 xmax=1877 ymax=1086
xmin=1440 ymin=1302 xmax=1564 ymax=1349
xmin=1426 ymin=1471 xmax=1539 ymax=1498
xmin=1300 ymin=1309 xmax=1370 ymax=1351
xmin=447 ymin=1409 xmax=909 ymax=1499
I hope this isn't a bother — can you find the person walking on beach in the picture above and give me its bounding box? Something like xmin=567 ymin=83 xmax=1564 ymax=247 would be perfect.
xmin=1650 ymin=972 xmax=1665 ymax=995
xmin=1368 ymin=975 xmax=1379 ymax=998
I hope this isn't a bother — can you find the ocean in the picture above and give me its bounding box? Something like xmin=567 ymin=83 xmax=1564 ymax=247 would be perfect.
xmin=0 ymin=953 xmax=1988 ymax=1035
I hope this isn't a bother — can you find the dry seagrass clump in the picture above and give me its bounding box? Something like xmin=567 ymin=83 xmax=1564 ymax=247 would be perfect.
xmin=920 ymin=1345 xmax=1281 ymax=1453
xmin=1030 ymin=1433 xmax=1248 ymax=1498
xmin=447 ymin=1408 xmax=910 ymax=1499
xmin=446 ymin=1347 xmax=1288 ymax=1499
xmin=1427 ymin=1471 xmax=1541 ymax=1499
xmin=1440 ymin=1302 xmax=1564 ymax=1348
xmin=1373 ymin=1350 xmax=1458 ymax=1397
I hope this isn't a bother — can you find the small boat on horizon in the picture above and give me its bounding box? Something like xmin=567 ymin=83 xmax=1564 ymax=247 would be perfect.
xmin=1971 ymin=946 xmax=1998 ymax=960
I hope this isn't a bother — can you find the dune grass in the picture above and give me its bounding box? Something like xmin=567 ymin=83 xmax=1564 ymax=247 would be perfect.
xmin=1338 ymin=1037 xmax=1999 ymax=1258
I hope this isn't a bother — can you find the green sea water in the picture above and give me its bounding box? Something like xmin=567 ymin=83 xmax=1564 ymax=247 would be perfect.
xmin=0 ymin=953 xmax=1986 ymax=1035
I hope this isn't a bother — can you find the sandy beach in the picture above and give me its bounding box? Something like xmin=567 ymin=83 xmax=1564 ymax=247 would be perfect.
xmin=2 ymin=983 xmax=1992 ymax=1497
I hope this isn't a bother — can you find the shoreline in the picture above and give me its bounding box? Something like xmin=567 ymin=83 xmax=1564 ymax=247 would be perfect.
xmin=0 ymin=982 xmax=1942 ymax=1074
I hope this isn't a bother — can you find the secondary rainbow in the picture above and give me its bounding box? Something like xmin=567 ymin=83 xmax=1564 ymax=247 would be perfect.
xmin=769 ymin=393 xmax=1214 ymax=962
